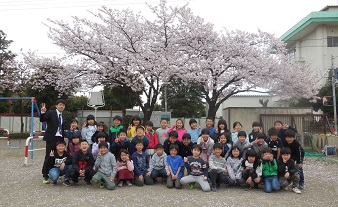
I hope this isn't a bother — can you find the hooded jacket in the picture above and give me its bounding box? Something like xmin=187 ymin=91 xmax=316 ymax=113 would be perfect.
xmin=94 ymin=152 xmax=117 ymax=177
xmin=148 ymin=152 xmax=169 ymax=173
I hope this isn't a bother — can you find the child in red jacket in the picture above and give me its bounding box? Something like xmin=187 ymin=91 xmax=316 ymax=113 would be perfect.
xmin=145 ymin=121 xmax=159 ymax=160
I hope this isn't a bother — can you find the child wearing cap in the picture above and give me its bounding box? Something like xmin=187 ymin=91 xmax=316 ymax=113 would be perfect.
xmin=109 ymin=115 xmax=124 ymax=145
xmin=277 ymin=147 xmax=301 ymax=194
xmin=146 ymin=144 xmax=168 ymax=183
xmin=261 ymin=148 xmax=280 ymax=193
xmin=243 ymin=132 xmax=268 ymax=158
xmin=145 ymin=120 xmax=159 ymax=160
xmin=187 ymin=118 xmax=201 ymax=144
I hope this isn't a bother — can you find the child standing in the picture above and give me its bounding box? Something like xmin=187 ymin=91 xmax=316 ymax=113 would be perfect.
xmin=81 ymin=114 xmax=97 ymax=146
xmin=129 ymin=126 xmax=150 ymax=155
xmin=91 ymin=142 xmax=117 ymax=190
xmin=208 ymin=143 xmax=227 ymax=192
xmin=66 ymin=119 xmax=81 ymax=149
xmin=180 ymin=144 xmax=210 ymax=192
xmin=197 ymin=128 xmax=214 ymax=164
xmin=274 ymin=120 xmax=298 ymax=144
xmin=68 ymin=132 xmax=81 ymax=157
xmin=178 ymin=133 xmax=193 ymax=158
xmin=187 ymin=118 xmax=201 ymax=144
xmin=109 ymin=115 xmax=124 ymax=145
xmin=156 ymin=119 xmax=169 ymax=145
xmin=127 ymin=115 xmax=141 ymax=139
xmin=145 ymin=121 xmax=159 ymax=159
xmin=91 ymin=122 xmax=108 ymax=144
xmin=266 ymin=128 xmax=283 ymax=159
xmin=204 ymin=117 xmax=216 ymax=137
xmin=241 ymin=149 xmax=262 ymax=190
xmin=226 ymin=146 xmax=244 ymax=186
xmin=219 ymin=132 xmax=232 ymax=159
xmin=70 ymin=140 xmax=96 ymax=186
xmin=277 ymin=147 xmax=301 ymax=194
xmin=233 ymin=131 xmax=248 ymax=155
xmin=168 ymin=119 xmax=187 ymax=142
xmin=110 ymin=129 xmax=130 ymax=158
xmin=166 ymin=144 xmax=185 ymax=189
xmin=47 ymin=141 xmax=73 ymax=186
xmin=132 ymin=140 xmax=154 ymax=186
xmin=164 ymin=131 xmax=181 ymax=155
xmin=231 ymin=121 xmax=243 ymax=143
xmin=261 ymin=148 xmax=280 ymax=193
xmin=92 ymin=132 xmax=110 ymax=160
xmin=213 ymin=119 xmax=230 ymax=143
xmin=147 ymin=144 xmax=168 ymax=183
xmin=116 ymin=149 xmax=134 ymax=187
xmin=248 ymin=122 xmax=265 ymax=143
xmin=283 ymin=129 xmax=305 ymax=189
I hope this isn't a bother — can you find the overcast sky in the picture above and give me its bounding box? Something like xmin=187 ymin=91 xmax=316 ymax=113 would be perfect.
xmin=0 ymin=0 xmax=336 ymax=56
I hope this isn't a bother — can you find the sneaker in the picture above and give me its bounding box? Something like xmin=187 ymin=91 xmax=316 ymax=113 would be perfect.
xmin=298 ymin=183 xmax=304 ymax=189
xmin=283 ymin=183 xmax=292 ymax=191
xmin=189 ymin=183 xmax=194 ymax=190
xmin=118 ymin=181 xmax=123 ymax=187
xmin=126 ymin=181 xmax=133 ymax=186
xmin=292 ymin=187 xmax=302 ymax=194
xmin=42 ymin=178 xmax=49 ymax=184
xmin=244 ymin=184 xmax=251 ymax=191
xmin=85 ymin=181 xmax=92 ymax=186
xmin=100 ymin=181 xmax=105 ymax=188
xmin=63 ymin=180 xmax=71 ymax=187
xmin=211 ymin=186 xmax=217 ymax=192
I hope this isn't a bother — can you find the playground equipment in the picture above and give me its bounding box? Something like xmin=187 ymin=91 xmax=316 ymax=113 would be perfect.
xmin=87 ymin=91 xmax=105 ymax=119
xmin=23 ymin=132 xmax=45 ymax=166
xmin=0 ymin=128 xmax=20 ymax=149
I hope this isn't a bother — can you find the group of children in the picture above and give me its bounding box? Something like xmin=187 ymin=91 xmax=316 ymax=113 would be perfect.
xmin=47 ymin=115 xmax=304 ymax=194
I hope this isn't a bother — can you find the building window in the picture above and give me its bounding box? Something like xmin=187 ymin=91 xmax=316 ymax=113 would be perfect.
xmin=327 ymin=36 xmax=338 ymax=47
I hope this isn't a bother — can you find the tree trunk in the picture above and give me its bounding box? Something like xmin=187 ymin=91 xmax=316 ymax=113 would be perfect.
xmin=207 ymin=101 xmax=220 ymax=120
xmin=142 ymin=109 xmax=152 ymax=125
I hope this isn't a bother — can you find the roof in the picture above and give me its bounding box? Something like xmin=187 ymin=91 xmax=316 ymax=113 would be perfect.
xmin=281 ymin=8 xmax=338 ymax=46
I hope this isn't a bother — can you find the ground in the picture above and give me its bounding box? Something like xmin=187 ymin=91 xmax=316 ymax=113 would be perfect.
xmin=1 ymin=139 xmax=338 ymax=207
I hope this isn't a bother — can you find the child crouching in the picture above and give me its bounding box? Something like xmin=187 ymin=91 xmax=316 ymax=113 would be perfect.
xmin=147 ymin=144 xmax=169 ymax=184
xmin=116 ymin=149 xmax=134 ymax=187
xmin=261 ymin=148 xmax=280 ymax=193
xmin=241 ymin=149 xmax=262 ymax=190
xmin=91 ymin=142 xmax=117 ymax=190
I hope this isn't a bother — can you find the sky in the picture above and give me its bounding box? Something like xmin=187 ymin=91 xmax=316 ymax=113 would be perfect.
xmin=0 ymin=0 xmax=337 ymax=57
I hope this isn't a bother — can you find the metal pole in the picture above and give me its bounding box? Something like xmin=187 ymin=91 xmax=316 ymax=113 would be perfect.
xmin=164 ymin=86 xmax=167 ymax=112
xmin=331 ymin=55 xmax=338 ymax=134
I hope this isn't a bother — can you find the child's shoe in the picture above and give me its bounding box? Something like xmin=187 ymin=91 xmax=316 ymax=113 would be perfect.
xmin=85 ymin=181 xmax=92 ymax=186
xmin=244 ymin=184 xmax=251 ymax=191
xmin=292 ymin=187 xmax=302 ymax=194
xmin=118 ymin=181 xmax=123 ymax=187
xmin=63 ymin=180 xmax=71 ymax=187
xmin=126 ymin=181 xmax=133 ymax=186
xmin=211 ymin=185 xmax=217 ymax=192
xmin=298 ymin=182 xmax=304 ymax=189
xmin=283 ymin=183 xmax=292 ymax=191
xmin=100 ymin=181 xmax=105 ymax=188
xmin=42 ymin=177 xmax=49 ymax=184
xmin=253 ymin=183 xmax=259 ymax=189
xmin=189 ymin=183 xmax=194 ymax=190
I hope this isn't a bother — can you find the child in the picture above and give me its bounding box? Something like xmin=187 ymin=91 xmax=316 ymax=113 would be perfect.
xmin=197 ymin=128 xmax=214 ymax=164
xmin=213 ymin=119 xmax=230 ymax=143
xmin=109 ymin=115 xmax=124 ymax=145
xmin=266 ymin=127 xmax=283 ymax=159
xmin=180 ymin=144 xmax=210 ymax=192
xmin=91 ymin=142 xmax=117 ymax=190
xmin=91 ymin=122 xmax=108 ymax=144
xmin=243 ymin=133 xmax=268 ymax=158
xmin=145 ymin=121 xmax=159 ymax=159
xmin=70 ymin=140 xmax=96 ymax=186
xmin=116 ymin=149 xmax=134 ymax=187
xmin=283 ymin=129 xmax=305 ymax=189
xmin=168 ymin=119 xmax=187 ymax=141
xmin=248 ymin=122 xmax=265 ymax=143
xmin=166 ymin=144 xmax=185 ymax=189
xmin=233 ymin=131 xmax=248 ymax=155
xmin=208 ymin=143 xmax=227 ymax=192
xmin=66 ymin=119 xmax=81 ymax=149
xmin=156 ymin=119 xmax=169 ymax=145
xmin=147 ymin=144 xmax=168 ymax=183
xmin=110 ymin=129 xmax=130 ymax=158
xmin=92 ymin=132 xmax=110 ymax=160
xmin=277 ymin=147 xmax=301 ymax=194
xmin=68 ymin=132 xmax=81 ymax=157
xmin=204 ymin=117 xmax=216 ymax=137
xmin=226 ymin=146 xmax=244 ymax=186
xmin=81 ymin=114 xmax=97 ymax=146
xmin=261 ymin=148 xmax=280 ymax=193
xmin=187 ymin=118 xmax=201 ymax=144
xmin=219 ymin=132 xmax=232 ymax=159
xmin=47 ymin=141 xmax=73 ymax=186
xmin=231 ymin=121 xmax=244 ymax=143
xmin=164 ymin=131 xmax=181 ymax=155
xmin=132 ymin=140 xmax=154 ymax=186
xmin=241 ymin=149 xmax=262 ymax=190
xmin=127 ymin=115 xmax=141 ymax=139
xmin=130 ymin=126 xmax=150 ymax=155
xmin=178 ymin=133 xmax=193 ymax=158
xmin=274 ymin=120 xmax=298 ymax=144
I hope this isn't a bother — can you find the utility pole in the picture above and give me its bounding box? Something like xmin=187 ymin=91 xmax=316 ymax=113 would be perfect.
xmin=331 ymin=55 xmax=338 ymax=134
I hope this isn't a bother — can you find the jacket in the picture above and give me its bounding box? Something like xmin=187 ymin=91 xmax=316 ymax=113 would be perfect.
xmin=109 ymin=125 xmax=124 ymax=144
xmin=94 ymin=152 xmax=117 ymax=177
xmin=110 ymin=138 xmax=131 ymax=158
xmin=145 ymin=129 xmax=159 ymax=149
xmin=277 ymin=157 xmax=298 ymax=178
xmin=40 ymin=109 xmax=65 ymax=141
xmin=261 ymin=159 xmax=278 ymax=176
xmin=72 ymin=150 xmax=94 ymax=173
xmin=168 ymin=125 xmax=187 ymax=141
xmin=148 ymin=152 xmax=169 ymax=173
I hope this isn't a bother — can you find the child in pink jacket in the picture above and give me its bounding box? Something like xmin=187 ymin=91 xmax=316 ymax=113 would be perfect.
xmin=116 ymin=149 xmax=134 ymax=187
xmin=168 ymin=119 xmax=187 ymax=142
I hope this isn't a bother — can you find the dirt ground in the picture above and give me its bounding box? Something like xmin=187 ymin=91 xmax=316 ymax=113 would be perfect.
xmin=1 ymin=138 xmax=338 ymax=207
